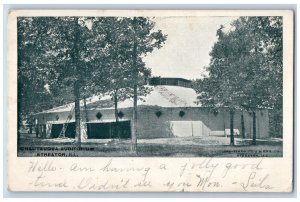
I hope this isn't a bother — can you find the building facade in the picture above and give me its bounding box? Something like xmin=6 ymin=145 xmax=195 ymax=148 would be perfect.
xmin=34 ymin=78 xmax=270 ymax=140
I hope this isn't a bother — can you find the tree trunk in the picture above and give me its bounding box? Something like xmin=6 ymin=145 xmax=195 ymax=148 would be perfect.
xmin=113 ymin=92 xmax=120 ymax=139
xmin=241 ymin=113 xmax=245 ymax=138
xmin=83 ymin=97 xmax=89 ymax=138
xmin=83 ymin=97 xmax=89 ymax=122
xmin=74 ymin=81 xmax=81 ymax=147
xmin=131 ymin=17 xmax=138 ymax=153
xmin=131 ymin=84 xmax=138 ymax=152
xmin=35 ymin=124 xmax=39 ymax=138
xmin=114 ymin=92 xmax=119 ymax=123
xmin=230 ymin=109 xmax=235 ymax=145
xmin=252 ymin=111 xmax=257 ymax=145
xmin=72 ymin=17 xmax=81 ymax=147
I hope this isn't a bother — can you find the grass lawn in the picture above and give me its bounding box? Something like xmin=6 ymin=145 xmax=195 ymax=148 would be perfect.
xmin=18 ymin=133 xmax=283 ymax=157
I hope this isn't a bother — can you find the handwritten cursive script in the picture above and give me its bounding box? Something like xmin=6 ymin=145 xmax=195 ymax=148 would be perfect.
xmin=24 ymin=158 xmax=277 ymax=192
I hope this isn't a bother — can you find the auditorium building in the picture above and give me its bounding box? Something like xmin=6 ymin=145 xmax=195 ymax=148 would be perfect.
xmin=34 ymin=77 xmax=270 ymax=141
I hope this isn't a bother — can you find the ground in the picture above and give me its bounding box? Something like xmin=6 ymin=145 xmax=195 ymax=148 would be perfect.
xmin=17 ymin=133 xmax=283 ymax=157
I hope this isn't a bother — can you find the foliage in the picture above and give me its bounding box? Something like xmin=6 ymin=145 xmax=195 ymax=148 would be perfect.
xmin=17 ymin=16 xmax=167 ymax=146
xmin=194 ymin=16 xmax=283 ymax=142
xmin=195 ymin=17 xmax=282 ymax=109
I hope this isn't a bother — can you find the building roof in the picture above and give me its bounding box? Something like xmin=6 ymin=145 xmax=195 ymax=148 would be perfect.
xmin=41 ymin=85 xmax=200 ymax=114
xmin=149 ymin=77 xmax=192 ymax=88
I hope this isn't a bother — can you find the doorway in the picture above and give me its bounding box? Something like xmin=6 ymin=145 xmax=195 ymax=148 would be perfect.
xmin=87 ymin=121 xmax=131 ymax=139
xmin=50 ymin=122 xmax=76 ymax=138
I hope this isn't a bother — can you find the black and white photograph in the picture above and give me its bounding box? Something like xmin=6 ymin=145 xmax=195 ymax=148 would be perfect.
xmin=6 ymin=8 xmax=294 ymax=193
xmin=17 ymin=14 xmax=284 ymax=157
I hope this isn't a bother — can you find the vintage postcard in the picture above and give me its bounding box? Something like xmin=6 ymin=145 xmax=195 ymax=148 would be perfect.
xmin=7 ymin=10 xmax=293 ymax=192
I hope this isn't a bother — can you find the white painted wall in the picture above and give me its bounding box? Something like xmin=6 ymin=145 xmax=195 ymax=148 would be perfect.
xmin=170 ymin=121 xmax=204 ymax=137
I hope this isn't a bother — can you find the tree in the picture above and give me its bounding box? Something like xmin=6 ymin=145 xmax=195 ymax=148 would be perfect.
xmin=18 ymin=17 xmax=113 ymax=146
xmin=194 ymin=17 xmax=283 ymax=145
xmin=17 ymin=17 xmax=60 ymax=144
xmin=98 ymin=18 xmax=137 ymax=124
xmin=85 ymin=17 xmax=158 ymax=143
xmin=18 ymin=16 xmax=167 ymax=150
xmin=194 ymin=25 xmax=243 ymax=145
xmin=118 ymin=17 xmax=167 ymax=152
xmin=228 ymin=17 xmax=283 ymax=144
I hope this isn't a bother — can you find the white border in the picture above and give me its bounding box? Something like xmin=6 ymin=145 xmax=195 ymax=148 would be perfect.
xmin=1 ymin=2 xmax=298 ymax=200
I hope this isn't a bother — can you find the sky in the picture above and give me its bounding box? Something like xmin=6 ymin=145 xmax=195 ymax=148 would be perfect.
xmin=143 ymin=16 xmax=238 ymax=80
